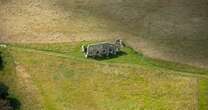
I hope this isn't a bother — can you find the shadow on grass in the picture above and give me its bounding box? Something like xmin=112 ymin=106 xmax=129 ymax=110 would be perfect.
xmin=93 ymin=51 xmax=127 ymax=61
xmin=8 ymin=98 xmax=21 ymax=110
xmin=0 ymin=54 xmax=4 ymax=71
xmin=0 ymin=83 xmax=21 ymax=110
xmin=0 ymin=83 xmax=9 ymax=99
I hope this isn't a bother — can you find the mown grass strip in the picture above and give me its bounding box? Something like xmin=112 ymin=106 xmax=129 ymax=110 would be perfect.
xmin=10 ymin=47 xmax=199 ymax=110
xmin=6 ymin=43 xmax=208 ymax=110
xmin=199 ymin=79 xmax=208 ymax=110
xmin=8 ymin=43 xmax=208 ymax=77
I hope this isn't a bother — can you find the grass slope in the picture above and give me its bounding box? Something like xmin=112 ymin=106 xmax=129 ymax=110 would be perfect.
xmin=11 ymin=42 xmax=208 ymax=76
xmin=0 ymin=48 xmax=22 ymax=110
xmin=0 ymin=0 xmax=208 ymax=68
xmin=0 ymin=42 xmax=205 ymax=110
xmin=199 ymin=79 xmax=208 ymax=110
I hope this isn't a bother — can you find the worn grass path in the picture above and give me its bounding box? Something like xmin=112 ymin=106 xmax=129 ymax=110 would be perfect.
xmin=9 ymin=45 xmax=208 ymax=79
xmin=1 ymin=43 xmax=207 ymax=110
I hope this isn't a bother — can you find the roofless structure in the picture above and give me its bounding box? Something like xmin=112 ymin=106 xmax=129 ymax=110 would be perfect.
xmin=82 ymin=39 xmax=125 ymax=58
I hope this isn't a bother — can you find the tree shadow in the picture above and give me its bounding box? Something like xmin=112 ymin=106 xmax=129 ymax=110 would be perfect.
xmin=93 ymin=51 xmax=127 ymax=61
xmin=0 ymin=83 xmax=9 ymax=99
xmin=7 ymin=98 xmax=21 ymax=110
xmin=0 ymin=83 xmax=21 ymax=110
xmin=0 ymin=53 xmax=4 ymax=71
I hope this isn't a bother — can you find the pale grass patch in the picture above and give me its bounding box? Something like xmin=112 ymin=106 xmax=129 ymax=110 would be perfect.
xmin=10 ymin=49 xmax=199 ymax=110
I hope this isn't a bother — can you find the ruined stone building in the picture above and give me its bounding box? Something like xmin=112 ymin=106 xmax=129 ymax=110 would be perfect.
xmin=82 ymin=39 xmax=125 ymax=58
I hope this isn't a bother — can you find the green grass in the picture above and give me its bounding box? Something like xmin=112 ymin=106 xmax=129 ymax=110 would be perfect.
xmin=1 ymin=42 xmax=206 ymax=110
xmin=10 ymin=42 xmax=208 ymax=76
xmin=1 ymin=0 xmax=208 ymax=109
xmin=0 ymin=47 xmax=15 ymax=94
xmin=0 ymin=47 xmax=43 ymax=110
xmin=0 ymin=48 xmax=21 ymax=110
xmin=10 ymin=48 xmax=198 ymax=110
xmin=1 ymin=0 xmax=208 ymax=68
xmin=199 ymin=79 xmax=208 ymax=110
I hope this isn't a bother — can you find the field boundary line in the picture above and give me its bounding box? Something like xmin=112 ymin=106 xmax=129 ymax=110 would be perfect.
xmin=9 ymin=46 xmax=208 ymax=79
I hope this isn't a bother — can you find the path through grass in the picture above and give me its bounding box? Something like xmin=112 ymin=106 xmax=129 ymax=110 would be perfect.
xmin=3 ymin=42 xmax=207 ymax=110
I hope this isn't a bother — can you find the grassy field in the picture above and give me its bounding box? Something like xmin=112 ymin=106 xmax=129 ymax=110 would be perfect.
xmin=0 ymin=0 xmax=208 ymax=68
xmin=0 ymin=42 xmax=207 ymax=110
xmin=11 ymin=42 xmax=208 ymax=76
xmin=0 ymin=47 xmax=21 ymax=110
xmin=0 ymin=0 xmax=208 ymax=109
